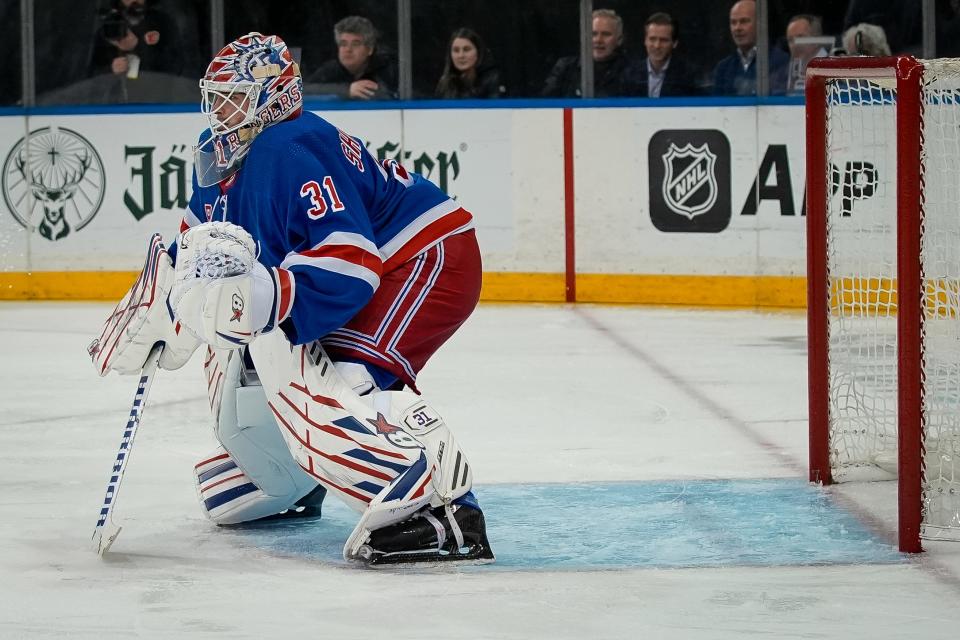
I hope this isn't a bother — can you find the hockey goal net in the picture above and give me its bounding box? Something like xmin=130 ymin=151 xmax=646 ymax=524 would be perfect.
xmin=807 ymin=56 xmax=960 ymax=552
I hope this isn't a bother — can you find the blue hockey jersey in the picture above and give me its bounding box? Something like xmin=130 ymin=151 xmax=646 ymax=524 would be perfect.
xmin=180 ymin=112 xmax=474 ymax=345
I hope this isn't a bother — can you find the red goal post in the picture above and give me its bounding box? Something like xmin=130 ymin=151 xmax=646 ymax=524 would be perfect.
xmin=806 ymin=56 xmax=960 ymax=553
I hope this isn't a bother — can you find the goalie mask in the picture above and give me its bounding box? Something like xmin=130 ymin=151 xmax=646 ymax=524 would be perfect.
xmin=194 ymin=32 xmax=303 ymax=187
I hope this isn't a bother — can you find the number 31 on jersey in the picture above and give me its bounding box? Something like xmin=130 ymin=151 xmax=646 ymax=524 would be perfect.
xmin=300 ymin=177 xmax=345 ymax=219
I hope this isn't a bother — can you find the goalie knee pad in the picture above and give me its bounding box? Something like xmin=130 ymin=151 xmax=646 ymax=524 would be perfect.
xmin=369 ymin=391 xmax=474 ymax=506
xmin=196 ymin=351 xmax=321 ymax=525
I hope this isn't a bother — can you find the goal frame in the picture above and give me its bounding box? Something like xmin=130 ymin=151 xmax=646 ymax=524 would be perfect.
xmin=805 ymin=56 xmax=925 ymax=553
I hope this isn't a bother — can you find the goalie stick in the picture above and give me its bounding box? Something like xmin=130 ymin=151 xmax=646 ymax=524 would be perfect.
xmin=92 ymin=343 xmax=164 ymax=556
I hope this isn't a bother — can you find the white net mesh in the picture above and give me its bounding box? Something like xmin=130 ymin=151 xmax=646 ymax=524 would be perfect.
xmin=917 ymin=60 xmax=960 ymax=538
xmin=824 ymin=60 xmax=960 ymax=540
xmin=825 ymin=77 xmax=899 ymax=482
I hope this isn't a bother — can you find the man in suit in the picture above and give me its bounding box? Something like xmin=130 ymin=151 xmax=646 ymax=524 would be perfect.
xmin=712 ymin=0 xmax=789 ymax=96
xmin=540 ymin=9 xmax=634 ymax=97
xmin=631 ymin=12 xmax=700 ymax=97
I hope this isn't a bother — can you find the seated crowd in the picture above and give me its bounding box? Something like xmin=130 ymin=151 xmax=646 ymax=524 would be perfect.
xmin=33 ymin=0 xmax=904 ymax=105
xmin=295 ymin=3 xmax=841 ymax=100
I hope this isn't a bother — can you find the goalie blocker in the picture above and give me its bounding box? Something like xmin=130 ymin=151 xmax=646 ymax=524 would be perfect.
xmin=89 ymin=234 xmax=200 ymax=376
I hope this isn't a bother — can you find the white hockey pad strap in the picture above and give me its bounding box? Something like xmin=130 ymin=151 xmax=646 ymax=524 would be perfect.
xmin=88 ymin=234 xmax=200 ymax=376
xmin=343 ymin=394 xmax=475 ymax=559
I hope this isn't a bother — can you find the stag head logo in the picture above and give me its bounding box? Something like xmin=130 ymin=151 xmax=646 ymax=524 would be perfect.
xmin=2 ymin=127 xmax=105 ymax=241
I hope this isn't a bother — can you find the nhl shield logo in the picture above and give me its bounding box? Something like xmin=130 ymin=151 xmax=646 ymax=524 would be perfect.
xmin=2 ymin=127 xmax=105 ymax=241
xmin=661 ymin=143 xmax=718 ymax=219
xmin=648 ymin=129 xmax=731 ymax=233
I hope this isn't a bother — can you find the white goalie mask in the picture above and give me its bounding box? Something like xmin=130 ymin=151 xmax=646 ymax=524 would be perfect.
xmin=194 ymin=32 xmax=303 ymax=187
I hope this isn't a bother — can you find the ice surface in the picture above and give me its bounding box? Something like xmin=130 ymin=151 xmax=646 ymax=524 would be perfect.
xmin=231 ymin=479 xmax=904 ymax=569
xmin=2 ymin=302 xmax=960 ymax=639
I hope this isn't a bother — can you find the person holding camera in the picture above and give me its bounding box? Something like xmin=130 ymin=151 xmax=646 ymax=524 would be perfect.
xmin=94 ymin=0 xmax=192 ymax=80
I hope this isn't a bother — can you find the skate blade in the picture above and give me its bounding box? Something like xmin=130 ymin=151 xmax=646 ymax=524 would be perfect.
xmin=358 ymin=545 xmax=495 ymax=567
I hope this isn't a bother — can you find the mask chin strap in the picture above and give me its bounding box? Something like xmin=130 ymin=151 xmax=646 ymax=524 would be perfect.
xmin=238 ymin=125 xmax=258 ymax=142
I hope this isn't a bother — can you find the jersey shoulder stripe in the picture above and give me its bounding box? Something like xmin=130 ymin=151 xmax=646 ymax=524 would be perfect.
xmin=280 ymin=230 xmax=384 ymax=286
xmin=382 ymin=206 xmax=474 ymax=272
xmin=280 ymin=252 xmax=382 ymax=291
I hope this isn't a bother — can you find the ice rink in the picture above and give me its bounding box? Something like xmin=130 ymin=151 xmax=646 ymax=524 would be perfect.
xmin=3 ymin=301 xmax=960 ymax=639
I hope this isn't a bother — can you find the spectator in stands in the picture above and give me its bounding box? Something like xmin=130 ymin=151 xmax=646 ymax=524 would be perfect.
xmin=630 ymin=12 xmax=699 ymax=97
xmin=841 ymin=23 xmax=892 ymax=56
xmin=712 ymin=0 xmax=789 ymax=96
xmin=305 ymin=16 xmax=397 ymax=100
xmin=541 ymin=9 xmax=633 ymax=97
xmin=786 ymin=14 xmax=826 ymax=59
xmin=93 ymin=0 xmax=191 ymax=79
xmin=785 ymin=14 xmax=829 ymax=95
xmin=435 ymin=28 xmax=506 ymax=99
xmin=843 ymin=0 xmax=920 ymax=55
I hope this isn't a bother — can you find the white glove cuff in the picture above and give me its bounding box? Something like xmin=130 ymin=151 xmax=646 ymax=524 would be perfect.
xmin=249 ymin=261 xmax=276 ymax=334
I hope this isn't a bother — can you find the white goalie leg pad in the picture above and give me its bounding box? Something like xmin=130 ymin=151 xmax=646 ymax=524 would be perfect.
xmin=248 ymin=333 xmax=435 ymax=514
xmin=197 ymin=350 xmax=320 ymax=524
xmin=194 ymin=446 xmax=266 ymax=523
xmin=246 ymin=332 xmax=478 ymax=559
xmin=341 ymin=392 xmax=475 ymax=560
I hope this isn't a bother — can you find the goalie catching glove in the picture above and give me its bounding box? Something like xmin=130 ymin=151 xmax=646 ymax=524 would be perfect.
xmin=88 ymin=234 xmax=200 ymax=376
xmin=169 ymin=222 xmax=294 ymax=350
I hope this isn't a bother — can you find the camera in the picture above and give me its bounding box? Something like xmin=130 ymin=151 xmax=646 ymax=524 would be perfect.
xmin=99 ymin=1 xmax=146 ymax=41
xmin=100 ymin=9 xmax=129 ymax=41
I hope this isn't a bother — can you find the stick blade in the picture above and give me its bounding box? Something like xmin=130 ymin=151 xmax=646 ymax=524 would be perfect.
xmin=93 ymin=523 xmax=122 ymax=556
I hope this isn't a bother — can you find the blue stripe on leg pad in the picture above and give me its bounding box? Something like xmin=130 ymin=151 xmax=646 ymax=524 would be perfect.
xmin=204 ymin=482 xmax=259 ymax=512
xmin=197 ymin=460 xmax=238 ymax=484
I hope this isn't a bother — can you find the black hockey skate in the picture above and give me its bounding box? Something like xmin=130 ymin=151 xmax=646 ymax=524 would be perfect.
xmin=355 ymin=501 xmax=495 ymax=566
xmin=223 ymin=485 xmax=328 ymax=526
xmin=269 ymin=484 xmax=328 ymax=521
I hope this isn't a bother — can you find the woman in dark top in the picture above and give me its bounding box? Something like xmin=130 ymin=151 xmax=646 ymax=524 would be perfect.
xmin=435 ymin=28 xmax=506 ymax=99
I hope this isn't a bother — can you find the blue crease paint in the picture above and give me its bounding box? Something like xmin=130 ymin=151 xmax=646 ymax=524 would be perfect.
xmin=225 ymin=478 xmax=904 ymax=570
